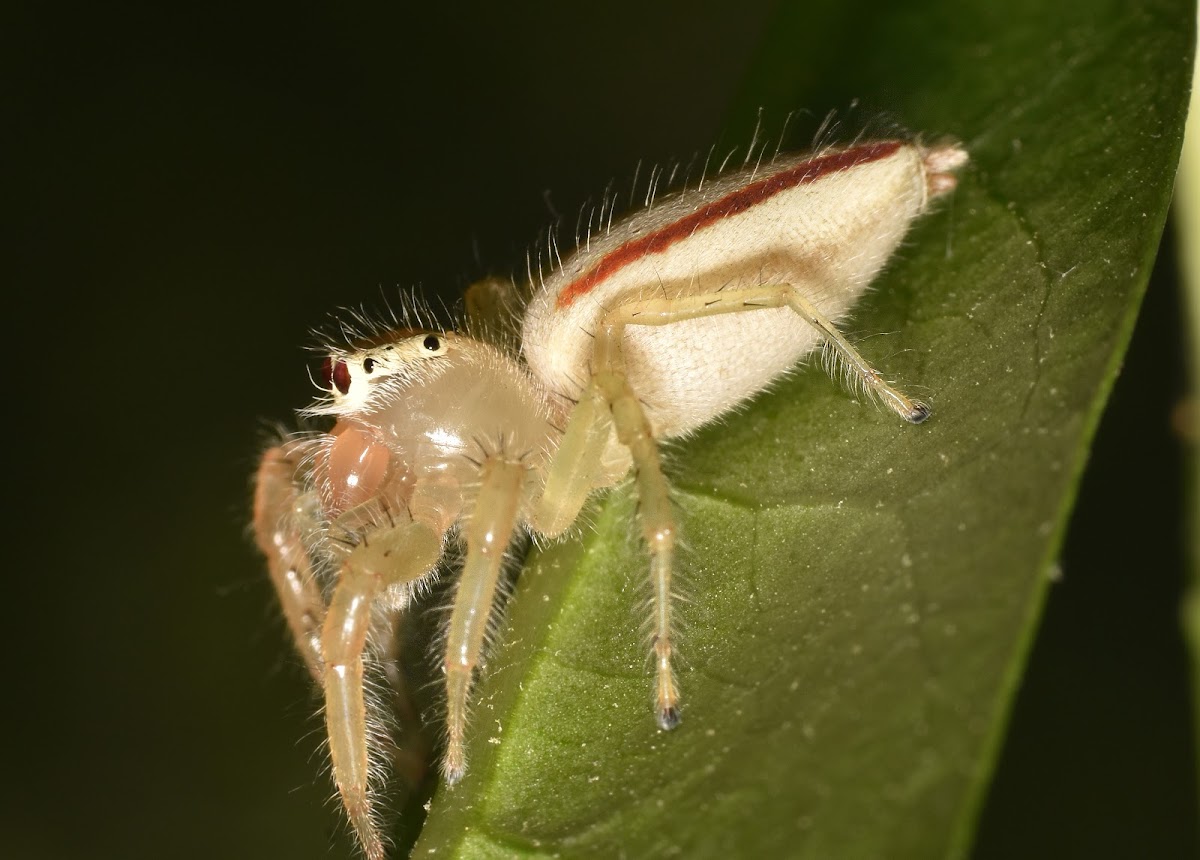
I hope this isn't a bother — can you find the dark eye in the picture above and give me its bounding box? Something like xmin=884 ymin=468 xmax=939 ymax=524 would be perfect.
xmin=423 ymin=335 xmax=441 ymax=351
xmin=363 ymin=357 xmax=376 ymax=373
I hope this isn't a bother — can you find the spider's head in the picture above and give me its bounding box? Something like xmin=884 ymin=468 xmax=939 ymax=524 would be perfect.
xmin=305 ymin=329 xmax=453 ymax=417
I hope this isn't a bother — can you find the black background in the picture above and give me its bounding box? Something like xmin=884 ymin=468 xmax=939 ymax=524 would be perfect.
xmin=8 ymin=3 xmax=1195 ymax=859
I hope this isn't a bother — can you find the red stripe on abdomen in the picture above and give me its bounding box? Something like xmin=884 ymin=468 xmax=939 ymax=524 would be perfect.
xmin=555 ymin=140 xmax=904 ymax=309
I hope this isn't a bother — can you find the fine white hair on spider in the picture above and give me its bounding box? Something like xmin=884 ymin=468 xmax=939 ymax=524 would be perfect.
xmin=252 ymin=131 xmax=968 ymax=859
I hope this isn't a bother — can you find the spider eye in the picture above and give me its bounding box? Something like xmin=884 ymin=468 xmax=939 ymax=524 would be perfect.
xmin=423 ymin=334 xmax=442 ymax=351
xmin=332 ymin=359 xmax=351 ymax=395
xmin=363 ymin=357 xmax=376 ymax=373
xmin=319 ymin=357 xmax=334 ymax=389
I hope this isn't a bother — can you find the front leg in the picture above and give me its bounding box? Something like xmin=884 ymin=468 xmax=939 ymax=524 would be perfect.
xmin=442 ymin=456 xmax=527 ymax=782
xmin=253 ymin=444 xmax=326 ymax=681
xmin=322 ymin=517 xmax=441 ymax=860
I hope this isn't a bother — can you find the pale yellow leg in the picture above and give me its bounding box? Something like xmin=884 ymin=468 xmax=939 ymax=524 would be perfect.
xmin=371 ymin=610 xmax=431 ymax=789
xmin=442 ymin=457 xmax=526 ymax=783
xmin=322 ymin=518 xmax=441 ymax=860
xmin=253 ymin=444 xmax=327 ymax=682
xmin=784 ymin=290 xmax=929 ymax=423
xmin=531 ymin=384 xmax=616 ymax=537
xmin=590 ymin=319 xmax=682 ymax=730
xmin=612 ymin=285 xmax=930 ymax=423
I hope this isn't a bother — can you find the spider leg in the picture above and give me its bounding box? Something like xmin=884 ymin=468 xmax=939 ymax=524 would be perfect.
xmin=370 ymin=602 xmax=432 ymax=789
xmin=612 ymin=285 xmax=930 ymax=423
xmin=531 ymin=384 xmax=618 ymax=537
xmin=588 ymin=317 xmax=682 ymax=730
xmin=782 ymin=289 xmax=928 ymax=422
xmin=253 ymin=444 xmax=327 ymax=681
xmin=322 ymin=517 xmax=441 ymax=860
xmin=442 ymin=457 xmax=526 ymax=783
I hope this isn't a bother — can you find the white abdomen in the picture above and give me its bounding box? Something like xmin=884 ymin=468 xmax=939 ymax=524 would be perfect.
xmin=522 ymin=141 xmax=936 ymax=438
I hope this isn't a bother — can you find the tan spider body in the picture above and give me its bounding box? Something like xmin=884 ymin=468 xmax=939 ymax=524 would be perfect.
xmin=253 ymin=138 xmax=967 ymax=858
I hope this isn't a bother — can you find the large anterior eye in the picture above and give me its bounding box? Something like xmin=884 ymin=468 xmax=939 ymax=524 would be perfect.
xmin=423 ymin=334 xmax=442 ymax=351
xmin=330 ymin=359 xmax=351 ymax=394
xmin=318 ymin=357 xmax=352 ymax=394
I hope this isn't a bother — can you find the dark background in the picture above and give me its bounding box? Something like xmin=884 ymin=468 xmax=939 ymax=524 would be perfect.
xmin=8 ymin=3 xmax=1195 ymax=859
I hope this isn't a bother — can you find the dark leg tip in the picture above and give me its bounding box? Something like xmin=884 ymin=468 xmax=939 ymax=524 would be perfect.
xmin=441 ymin=756 xmax=466 ymax=785
xmin=907 ymin=401 xmax=932 ymax=424
xmin=657 ymin=706 xmax=682 ymax=731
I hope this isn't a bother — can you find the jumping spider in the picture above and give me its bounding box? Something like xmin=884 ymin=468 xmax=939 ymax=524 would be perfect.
xmin=253 ymin=138 xmax=967 ymax=858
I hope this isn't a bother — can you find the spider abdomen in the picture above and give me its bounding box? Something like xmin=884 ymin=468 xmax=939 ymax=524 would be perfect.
xmin=522 ymin=141 xmax=956 ymax=437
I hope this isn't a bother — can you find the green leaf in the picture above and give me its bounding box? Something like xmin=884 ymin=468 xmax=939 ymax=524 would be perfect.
xmin=414 ymin=1 xmax=1193 ymax=857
